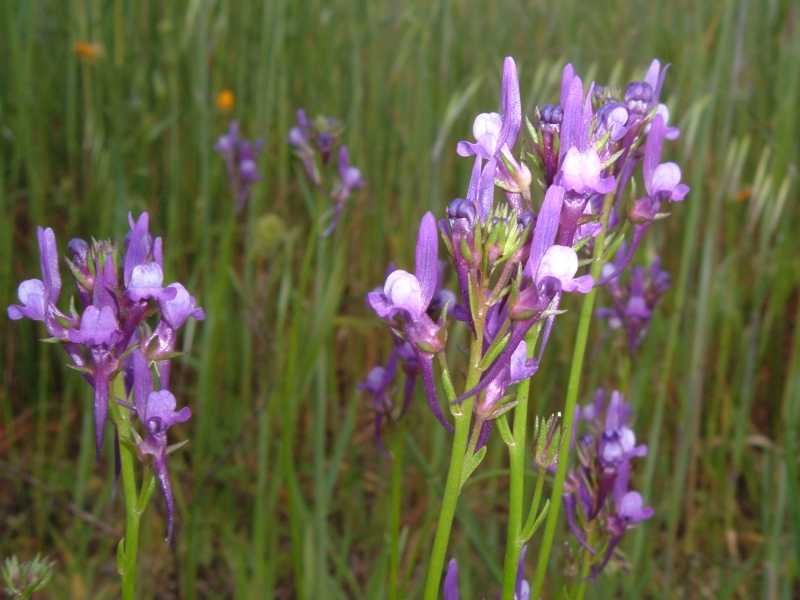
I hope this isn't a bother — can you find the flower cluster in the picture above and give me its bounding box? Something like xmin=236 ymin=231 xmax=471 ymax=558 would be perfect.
xmin=288 ymin=109 xmax=364 ymax=235
xmin=7 ymin=213 xmax=203 ymax=540
xmin=215 ymin=121 xmax=265 ymax=213
xmin=564 ymin=390 xmax=652 ymax=576
xmin=598 ymin=250 xmax=671 ymax=352
xmin=364 ymin=56 xmax=686 ymax=444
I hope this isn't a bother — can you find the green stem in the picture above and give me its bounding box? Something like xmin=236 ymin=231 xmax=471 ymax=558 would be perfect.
xmin=574 ymin=546 xmax=592 ymax=600
xmin=422 ymin=329 xmax=483 ymax=600
xmin=501 ymin=376 xmax=532 ymax=600
xmin=109 ymin=374 xmax=141 ymax=600
xmin=388 ymin=432 xmax=405 ymax=600
xmin=530 ymin=193 xmax=614 ymax=597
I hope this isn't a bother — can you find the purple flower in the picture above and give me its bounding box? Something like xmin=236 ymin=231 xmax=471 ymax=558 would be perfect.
xmin=456 ymin=57 xmax=523 ymax=219
xmin=643 ymin=115 xmax=688 ymax=203
xmin=325 ymin=145 xmax=365 ymax=235
xmin=367 ymin=213 xmax=454 ymax=431
xmin=131 ymin=350 xmax=191 ymax=541
xmin=600 ymin=254 xmax=670 ymax=351
xmin=215 ymin=120 xmax=265 ymax=212
xmin=8 ymin=228 xmax=66 ymax=336
xmin=565 ymin=390 xmax=653 ymax=576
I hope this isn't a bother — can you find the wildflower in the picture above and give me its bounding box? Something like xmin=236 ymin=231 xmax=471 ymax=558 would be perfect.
xmin=325 ymin=146 xmax=365 ymax=235
xmin=215 ymin=121 xmax=265 ymax=212
xmin=131 ymin=350 xmax=191 ymax=541
xmin=288 ymin=109 xmax=364 ymax=234
xmin=73 ymin=41 xmax=103 ymax=63
xmin=367 ymin=213 xmax=452 ymax=431
xmin=599 ymin=254 xmax=670 ymax=351
xmin=456 ymin=57 xmax=523 ymax=219
xmin=564 ymin=390 xmax=652 ymax=576
xmin=216 ymin=89 xmax=235 ymax=113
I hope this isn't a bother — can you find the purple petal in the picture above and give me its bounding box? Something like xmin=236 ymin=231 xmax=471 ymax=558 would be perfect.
xmin=559 ymin=75 xmax=584 ymax=161
xmin=37 ymin=227 xmax=61 ymax=302
xmin=498 ymin=56 xmax=522 ymax=150
xmin=8 ymin=279 xmax=47 ymax=321
xmin=643 ymin=115 xmax=666 ymax=196
xmin=442 ymin=558 xmax=459 ymax=600
xmin=366 ymin=289 xmax=395 ymax=320
xmin=124 ymin=212 xmax=152 ymax=287
xmin=525 ymin=184 xmax=564 ymax=278
xmin=465 ymin=156 xmax=483 ymax=205
xmin=477 ymin=157 xmax=497 ymax=219
xmin=515 ymin=544 xmax=529 ymax=600
xmin=418 ymin=351 xmax=453 ymax=432
xmin=70 ymin=305 xmax=119 ymax=346
xmin=414 ymin=212 xmax=439 ymax=309
xmin=153 ymin=454 xmax=177 ymax=542
xmin=643 ymin=59 xmax=661 ymax=94
xmin=559 ymin=63 xmax=575 ymax=109
xmin=131 ymin=349 xmax=153 ymax=417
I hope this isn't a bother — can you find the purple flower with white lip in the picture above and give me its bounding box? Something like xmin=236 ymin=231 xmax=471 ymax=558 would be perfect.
xmin=215 ymin=120 xmax=265 ymax=212
xmin=456 ymin=57 xmax=523 ymax=219
xmin=367 ymin=213 xmax=453 ymax=431
xmin=131 ymin=350 xmax=191 ymax=542
xmin=643 ymin=115 xmax=689 ymax=203
xmin=8 ymin=227 xmax=68 ymax=337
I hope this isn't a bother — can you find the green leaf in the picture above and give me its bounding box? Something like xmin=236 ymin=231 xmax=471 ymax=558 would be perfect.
xmin=497 ymin=413 xmax=515 ymax=447
xmin=460 ymin=445 xmax=487 ymax=489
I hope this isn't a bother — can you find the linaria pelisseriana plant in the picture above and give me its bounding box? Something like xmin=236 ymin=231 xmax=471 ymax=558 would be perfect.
xmin=7 ymin=214 xmax=203 ymax=600
xmin=288 ymin=109 xmax=364 ymax=235
xmin=215 ymin=121 xmax=265 ymax=213
xmin=363 ymin=55 xmax=687 ymax=598
xmin=565 ymin=390 xmax=652 ymax=585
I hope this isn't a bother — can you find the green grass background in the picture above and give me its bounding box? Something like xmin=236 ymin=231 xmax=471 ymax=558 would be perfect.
xmin=0 ymin=0 xmax=798 ymax=598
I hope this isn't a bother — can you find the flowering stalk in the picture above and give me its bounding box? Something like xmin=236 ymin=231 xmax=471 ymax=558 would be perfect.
xmin=530 ymin=192 xmax=614 ymax=597
xmin=422 ymin=330 xmax=481 ymax=600
xmin=501 ymin=335 xmax=535 ymax=600
xmin=110 ymin=373 xmax=143 ymax=600
xmin=388 ymin=430 xmax=405 ymax=600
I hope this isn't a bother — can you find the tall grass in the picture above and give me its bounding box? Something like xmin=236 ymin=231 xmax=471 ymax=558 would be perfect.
xmin=1 ymin=0 xmax=797 ymax=597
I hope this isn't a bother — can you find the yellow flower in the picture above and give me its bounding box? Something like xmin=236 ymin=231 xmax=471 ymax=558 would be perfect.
xmin=216 ymin=90 xmax=235 ymax=113
xmin=73 ymin=41 xmax=103 ymax=63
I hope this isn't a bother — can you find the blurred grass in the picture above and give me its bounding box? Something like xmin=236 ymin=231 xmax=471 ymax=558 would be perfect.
xmin=0 ymin=0 xmax=798 ymax=598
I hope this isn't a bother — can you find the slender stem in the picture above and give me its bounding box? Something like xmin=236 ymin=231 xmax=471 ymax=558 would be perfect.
xmin=388 ymin=431 xmax=405 ymax=600
xmin=422 ymin=327 xmax=483 ymax=600
xmin=501 ymin=376 xmax=532 ymax=600
xmin=574 ymin=546 xmax=592 ymax=600
xmin=109 ymin=374 xmax=141 ymax=600
xmin=530 ymin=193 xmax=614 ymax=597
